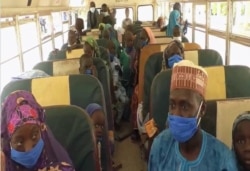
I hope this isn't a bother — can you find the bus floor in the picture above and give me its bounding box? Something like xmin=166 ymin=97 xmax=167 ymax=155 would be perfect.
xmin=113 ymin=121 xmax=147 ymax=171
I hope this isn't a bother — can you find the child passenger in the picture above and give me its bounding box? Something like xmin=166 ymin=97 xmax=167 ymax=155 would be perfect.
xmin=79 ymin=53 xmax=98 ymax=77
xmin=1 ymin=90 xmax=75 ymax=170
xmin=232 ymin=111 xmax=250 ymax=171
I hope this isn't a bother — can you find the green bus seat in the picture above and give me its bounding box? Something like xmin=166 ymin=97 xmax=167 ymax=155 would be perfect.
xmin=143 ymin=49 xmax=223 ymax=119
xmin=151 ymin=65 xmax=250 ymax=131
xmin=44 ymin=105 xmax=97 ymax=171
xmin=33 ymin=58 xmax=114 ymax=132
xmin=0 ymin=75 xmax=112 ymax=171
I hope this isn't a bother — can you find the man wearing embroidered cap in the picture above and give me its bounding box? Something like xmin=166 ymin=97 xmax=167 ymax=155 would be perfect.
xmin=148 ymin=60 xmax=237 ymax=170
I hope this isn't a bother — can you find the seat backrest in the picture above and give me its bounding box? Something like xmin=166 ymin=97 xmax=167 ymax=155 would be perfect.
xmin=155 ymin=37 xmax=173 ymax=44
xmin=48 ymin=49 xmax=67 ymax=61
xmin=33 ymin=58 xmax=114 ymax=131
xmin=142 ymin=49 xmax=223 ymax=119
xmin=138 ymin=43 xmax=202 ymax=103
xmin=44 ymin=105 xmax=97 ymax=171
xmin=201 ymin=98 xmax=250 ymax=148
xmin=151 ymin=65 xmax=250 ymax=131
xmin=66 ymin=49 xmax=84 ymax=59
xmin=82 ymin=35 xmax=99 ymax=41
xmin=152 ymin=31 xmax=166 ymax=37
xmin=0 ymin=75 xmax=112 ymax=171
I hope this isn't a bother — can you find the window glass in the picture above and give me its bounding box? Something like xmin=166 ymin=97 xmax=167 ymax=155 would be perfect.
xmin=52 ymin=12 xmax=63 ymax=34
xmin=232 ymin=1 xmax=250 ymax=37
xmin=194 ymin=29 xmax=205 ymax=49
xmin=54 ymin=35 xmax=63 ymax=49
xmin=42 ymin=41 xmax=53 ymax=61
xmin=210 ymin=2 xmax=227 ymax=31
xmin=39 ymin=16 xmax=52 ymax=39
xmin=0 ymin=57 xmax=21 ymax=92
xmin=185 ymin=27 xmax=192 ymax=43
xmin=195 ymin=5 xmax=206 ymax=25
xmin=69 ymin=0 xmax=82 ymax=7
xmin=62 ymin=11 xmax=69 ymax=22
xmin=183 ymin=3 xmax=192 ymax=23
xmin=69 ymin=11 xmax=77 ymax=26
xmin=230 ymin=42 xmax=250 ymax=67
xmin=23 ymin=48 xmax=41 ymax=71
xmin=114 ymin=8 xmax=133 ymax=29
xmin=19 ymin=22 xmax=39 ymax=51
xmin=138 ymin=5 xmax=153 ymax=21
xmin=208 ymin=35 xmax=226 ymax=64
xmin=0 ymin=27 xmax=19 ymax=62
xmin=63 ymin=31 xmax=68 ymax=44
xmin=63 ymin=23 xmax=69 ymax=32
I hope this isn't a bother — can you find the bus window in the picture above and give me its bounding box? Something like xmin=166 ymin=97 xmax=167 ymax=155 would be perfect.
xmin=210 ymin=2 xmax=227 ymax=31
xmin=0 ymin=57 xmax=21 ymax=91
xmin=183 ymin=3 xmax=193 ymax=24
xmin=0 ymin=27 xmax=19 ymax=62
xmin=69 ymin=0 xmax=83 ymax=7
xmin=232 ymin=1 xmax=250 ymax=38
xmin=208 ymin=35 xmax=226 ymax=65
xmin=52 ymin=12 xmax=63 ymax=34
xmin=39 ymin=16 xmax=52 ymax=39
xmin=195 ymin=5 xmax=206 ymax=25
xmin=194 ymin=27 xmax=205 ymax=49
xmin=138 ymin=5 xmax=153 ymax=21
xmin=114 ymin=8 xmax=133 ymax=29
xmin=55 ymin=35 xmax=63 ymax=49
xmin=23 ymin=48 xmax=40 ymax=71
xmin=19 ymin=22 xmax=39 ymax=51
xmin=42 ymin=40 xmax=53 ymax=60
xmin=230 ymin=42 xmax=250 ymax=67
xmin=62 ymin=11 xmax=69 ymax=22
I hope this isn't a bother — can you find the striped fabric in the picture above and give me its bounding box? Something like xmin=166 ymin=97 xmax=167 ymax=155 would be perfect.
xmin=150 ymin=65 xmax=250 ymax=131
xmin=0 ymin=75 xmax=112 ymax=171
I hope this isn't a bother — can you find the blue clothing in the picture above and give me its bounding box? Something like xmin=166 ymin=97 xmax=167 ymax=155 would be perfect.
xmin=166 ymin=10 xmax=180 ymax=37
xmin=148 ymin=129 xmax=237 ymax=171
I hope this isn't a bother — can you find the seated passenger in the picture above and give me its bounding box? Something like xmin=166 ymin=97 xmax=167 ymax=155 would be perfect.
xmin=84 ymin=37 xmax=100 ymax=57
xmin=61 ymin=30 xmax=80 ymax=51
xmin=1 ymin=90 xmax=75 ymax=170
xmin=107 ymin=40 xmax=129 ymax=129
xmin=139 ymin=27 xmax=156 ymax=48
xmin=148 ymin=60 xmax=237 ymax=171
xmin=79 ymin=53 xmax=98 ymax=77
xmin=75 ymin=18 xmax=87 ymax=37
xmin=163 ymin=40 xmax=184 ymax=69
xmin=232 ymin=111 xmax=250 ymax=171
xmin=86 ymin=103 xmax=106 ymax=171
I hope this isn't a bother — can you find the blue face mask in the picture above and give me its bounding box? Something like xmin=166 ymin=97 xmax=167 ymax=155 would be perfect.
xmin=85 ymin=69 xmax=92 ymax=75
xmin=167 ymin=102 xmax=203 ymax=143
xmin=167 ymin=54 xmax=183 ymax=68
xmin=11 ymin=138 xmax=44 ymax=169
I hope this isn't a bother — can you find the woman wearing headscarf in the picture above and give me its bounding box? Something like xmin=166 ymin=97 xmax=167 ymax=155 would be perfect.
xmin=1 ymin=90 xmax=75 ymax=171
xmin=84 ymin=36 xmax=101 ymax=58
xmin=166 ymin=2 xmax=181 ymax=37
xmin=232 ymin=111 xmax=250 ymax=171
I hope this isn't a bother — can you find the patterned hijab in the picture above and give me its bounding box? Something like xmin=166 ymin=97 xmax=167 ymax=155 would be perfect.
xmin=1 ymin=90 xmax=75 ymax=171
xmin=85 ymin=36 xmax=100 ymax=57
xmin=143 ymin=27 xmax=156 ymax=44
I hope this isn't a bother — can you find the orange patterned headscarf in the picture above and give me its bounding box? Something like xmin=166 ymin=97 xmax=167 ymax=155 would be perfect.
xmin=143 ymin=27 xmax=156 ymax=44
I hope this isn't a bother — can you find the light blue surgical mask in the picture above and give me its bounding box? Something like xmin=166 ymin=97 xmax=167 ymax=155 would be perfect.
xmin=167 ymin=102 xmax=203 ymax=143
xmin=85 ymin=69 xmax=92 ymax=75
xmin=11 ymin=138 xmax=44 ymax=169
xmin=167 ymin=54 xmax=183 ymax=68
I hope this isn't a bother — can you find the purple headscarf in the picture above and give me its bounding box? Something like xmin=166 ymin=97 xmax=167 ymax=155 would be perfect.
xmin=86 ymin=103 xmax=102 ymax=117
xmin=1 ymin=90 xmax=75 ymax=171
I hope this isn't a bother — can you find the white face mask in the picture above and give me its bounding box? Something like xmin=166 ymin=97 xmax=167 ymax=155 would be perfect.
xmin=90 ymin=7 xmax=95 ymax=13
